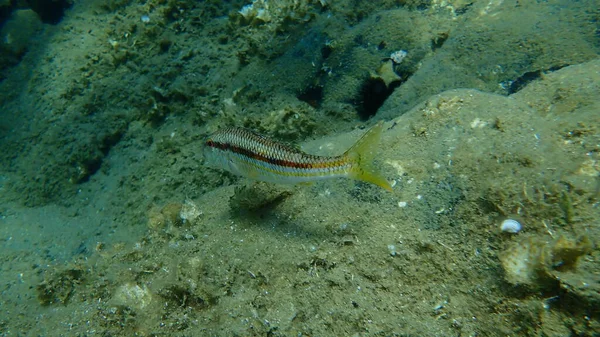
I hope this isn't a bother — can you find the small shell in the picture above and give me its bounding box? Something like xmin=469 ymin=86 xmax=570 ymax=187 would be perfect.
xmin=390 ymin=50 xmax=408 ymax=64
xmin=500 ymin=219 xmax=522 ymax=233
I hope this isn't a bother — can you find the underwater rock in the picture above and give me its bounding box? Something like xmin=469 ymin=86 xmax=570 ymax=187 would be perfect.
xmin=147 ymin=203 xmax=183 ymax=231
xmin=112 ymin=283 xmax=153 ymax=310
xmin=0 ymin=9 xmax=42 ymax=57
xmin=259 ymin=104 xmax=317 ymax=141
xmin=236 ymin=0 xmax=324 ymax=28
xmin=180 ymin=199 xmax=203 ymax=225
xmin=371 ymin=60 xmax=402 ymax=88
xmin=499 ymin=235 xmax=592 ymax=288
xmin=238 ymin=0 xmax=272 ymax=24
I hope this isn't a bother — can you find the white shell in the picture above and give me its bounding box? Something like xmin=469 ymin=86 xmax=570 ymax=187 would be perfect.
xmin=500 ymin=219 xmax=522 ymax=233
xmin=390 ymin=50 xmax=408 ymax=64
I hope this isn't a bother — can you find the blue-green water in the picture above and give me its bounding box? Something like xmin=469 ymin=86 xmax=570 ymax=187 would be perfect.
xmin=0 ymin=0 xmax=598 ymax=335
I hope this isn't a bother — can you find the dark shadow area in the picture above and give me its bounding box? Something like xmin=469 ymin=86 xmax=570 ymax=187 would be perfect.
xmin=508 ymin=64 xmax=568 ymax=94
xmin=297 ymin=85 xmax=324 ymax=108
xmin=356 ymin=78 xmax=401 ymax=120
xmin=0 ymin=3 xmax=12 ymax=28
xmin=28 ymin=0 xmax=73 ymax=25
xmin=431 ymin=32 xmax=449 ymax=51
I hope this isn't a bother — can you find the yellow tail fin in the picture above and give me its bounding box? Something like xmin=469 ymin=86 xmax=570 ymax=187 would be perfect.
xmin=344 ymin=121 xmax=393 ymax=191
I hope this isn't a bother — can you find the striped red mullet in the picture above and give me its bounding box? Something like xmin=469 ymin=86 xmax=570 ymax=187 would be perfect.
xmin=203 ymin=121 xmax=392 ymax=191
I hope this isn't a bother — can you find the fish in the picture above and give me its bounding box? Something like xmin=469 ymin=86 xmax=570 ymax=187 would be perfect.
xmin=203 ymin=121 xmax=392 ymax=191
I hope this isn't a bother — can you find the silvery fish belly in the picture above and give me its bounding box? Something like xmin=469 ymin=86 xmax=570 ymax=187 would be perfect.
xmin=203 ymin=122 xmax=392 ymax=191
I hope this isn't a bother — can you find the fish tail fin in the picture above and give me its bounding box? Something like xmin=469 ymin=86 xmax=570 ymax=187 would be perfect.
xmin=344 ymin=121 xmax=393 ymax=191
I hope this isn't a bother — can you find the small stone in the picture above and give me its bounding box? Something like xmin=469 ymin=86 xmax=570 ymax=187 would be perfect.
xmin=387 ymin=244 xmax=397 ymax=256
xmin=180 ymin=199 xmax=202 ymax=224
xmin=113 ymin=283 xmax=153 ymax=310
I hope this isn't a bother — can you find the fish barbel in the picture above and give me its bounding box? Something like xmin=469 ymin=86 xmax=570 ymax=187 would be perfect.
xmin=203 ymin=122 xmax=392 ymax=191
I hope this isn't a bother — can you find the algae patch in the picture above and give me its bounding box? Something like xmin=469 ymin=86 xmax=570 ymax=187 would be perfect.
xmin=499 ymin=235 xmax=592 ymax=288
